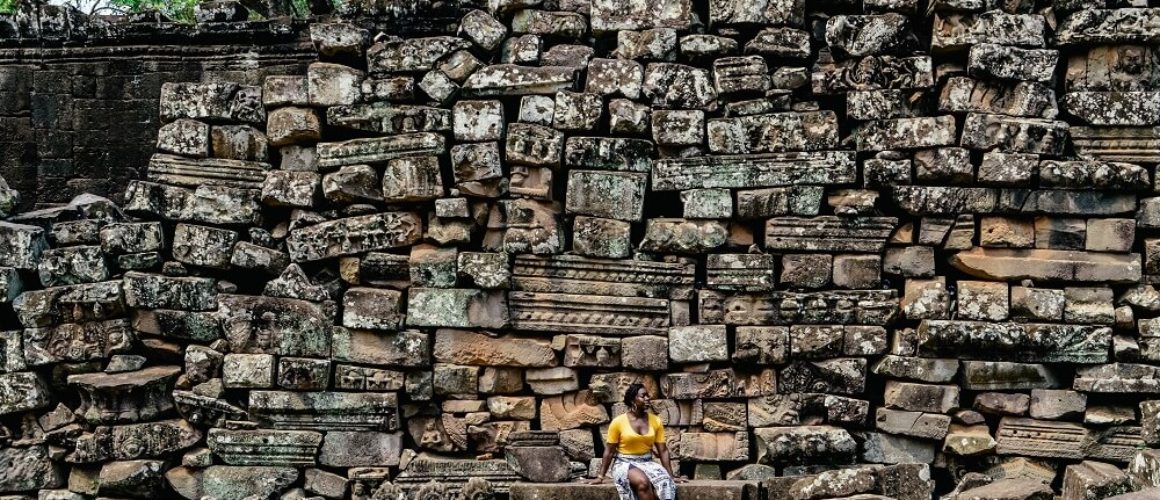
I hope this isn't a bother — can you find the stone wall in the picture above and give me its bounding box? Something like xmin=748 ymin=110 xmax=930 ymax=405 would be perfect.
xmin=3 ymin=1 xmax=1160 ymax=499
xmin=0 ymin=6 xmax=317 ymax=211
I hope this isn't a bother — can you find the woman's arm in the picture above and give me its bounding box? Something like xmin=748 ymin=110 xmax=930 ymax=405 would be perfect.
xmin=655 ymin=441 xmax=683 ymax=481
xmin=589 ymin=443 xmax=617 ymax=483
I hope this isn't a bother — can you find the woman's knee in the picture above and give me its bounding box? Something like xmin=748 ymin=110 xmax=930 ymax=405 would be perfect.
xmin=628 ymin=469 xmax=650 ymax=490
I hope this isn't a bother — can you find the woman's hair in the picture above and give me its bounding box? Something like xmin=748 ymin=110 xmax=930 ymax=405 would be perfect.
xmin=623 ymin=383 xmax=647 ymax=407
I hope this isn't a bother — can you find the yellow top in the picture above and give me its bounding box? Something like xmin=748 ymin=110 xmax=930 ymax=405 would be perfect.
xmin=606 ymin=413 xmax=665 ymax=455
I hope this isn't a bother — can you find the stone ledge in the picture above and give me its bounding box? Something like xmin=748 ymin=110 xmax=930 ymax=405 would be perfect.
xmin=509 ymin=480 xmax=760 ymax=500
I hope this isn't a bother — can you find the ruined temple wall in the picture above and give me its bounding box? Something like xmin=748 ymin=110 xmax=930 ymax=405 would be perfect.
xmin=8 ymin=1 xmax=1160 ymax=499
xmin=0 ymin=20 xmax=316 ymax=210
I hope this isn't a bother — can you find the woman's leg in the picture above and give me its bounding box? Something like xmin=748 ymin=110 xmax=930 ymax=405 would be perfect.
xmin=627 ymin=466 xmax=658 ymax=500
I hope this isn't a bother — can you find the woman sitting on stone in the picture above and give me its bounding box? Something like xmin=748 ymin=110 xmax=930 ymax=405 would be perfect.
xmin=588 ymin=383 xmax=683 ymax=500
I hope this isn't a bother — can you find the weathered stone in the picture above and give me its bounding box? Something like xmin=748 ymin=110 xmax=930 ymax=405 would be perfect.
xmin=940 ymin=77 xmax=1058 ymax=119
xmin=651 ymin=109 xmax=705 ymax=146
xmin=968 ymin=44 xmax=1058 ymax=83
xmin=931 ymin=11 xmax=1045 ymax=51
xmin=590 ymin=0 xmax=693 ymax=33
xmin=961 ymin=361 xmax=1061 ymax=390
xmin=286 ymin=212 xmax=421 ymax=262
xmin=0 ymin=371 xmax=51 ymax=415
xmin=709 ymin=0 xmax=804 ymax=27
xmin=123 ymin=181 xmax=262 ymax=226
xmin=463 ymin=65 xmax=579 ymax=96
xmin=951 ymin=248 xmax=1142 ymax=283
xmin=884 ymin=381 xmax=959 ymax=413
xmin=976 ymin=392 xmax=1031 ymax=416
xmin=157 ymin=118 xmax=210 ymax=158
xmin=826 ymin=14 xmax=915 ymax=57
xmin=319 ymin=431 xmax=402 ymax=467
xmin=1075 ymin=363 xmax=1160 ymax=393
xmin=0 ymin=222 xmax=46 ymax=271
xmin=643 ymin=63 xmax=717 ymax=110
xmin=996 ymin=417 xmax=1088 ymax=459
xmin=813 ymin=55 xmax=933 ymax=95
xmin=708 ymin=111 xmax=838 ymax=154
xmin=36 ymin=245 xmax=108 ymax=287
xmin=745 ymin=27 xmax=811 ymax=59
xmin=754 ymin=426 xmax=857 ymax=465
xmin=1062 ymin=461 xmax=1133 ymax=500
xmin=960 ymin=113 xmax=1070 ymax=155
xmin=766 ymin=216 xmax=897 ymax=253
xmin=1056 ymin=8 xmax=1160 ymax=45
xmin=69 ymin=366 xmax=180 ymax=424
xmin=202 ymin=466 xmax=299 ymax=500
xmin=653 ymin=151 xmax=855 ymax=191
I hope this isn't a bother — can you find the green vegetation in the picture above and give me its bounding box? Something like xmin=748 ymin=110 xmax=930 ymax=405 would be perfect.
xmin=109 ymin=0 xmax=200 ymax=21
xmin=0 ymin=0 xmax=16 ymax=14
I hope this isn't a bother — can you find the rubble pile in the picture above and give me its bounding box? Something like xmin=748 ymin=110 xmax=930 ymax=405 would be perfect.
xmin=3 ymin=0 xmax=1160 ymax=498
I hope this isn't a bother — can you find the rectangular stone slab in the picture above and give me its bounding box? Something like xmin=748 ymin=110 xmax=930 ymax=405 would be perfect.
xmin=23 ymin=319 xmax=135 ymax=366
xmin=511 ymin=254 xmax=695 ymax=300
xmin=811 ymin=55 xmax=933 ymax=95
xmin=1056 ymin=8 xmax=1160 ymax=45
xmin=1063 ymin=92 xmax=1160 ymax=126
xmin=286 ymin=212 xmax=422 ymax=262
xmin=706 ymin=111 xmax=839 ymax=154
xmin=652 ymin=151 xmax=856 ymax=191
xmin=508 ymin=291 xmax=670 ymax=336
xmin=316 ymin=133 xmax=445 ymax=168
xmin=917 ymin=320 xmax=1110 ymax=363
xmin=207 ymin=428 xmax=322 ymax=466
xmin=326 ymin=103 xmax=452 ymax=133
xmin=996 ymin=417 xmax=1088 ymax=459
xmin=216 ymin=295 xmax=333 ymax=357
xmin=248 ymin=391 xmax=399 ymax=431
xmin=950 ymin=247 xmax=1142 ymax=283
xmin=147 ymin=154 xmax=271 ymax=190
xmin=462 ymin=65 xmax=580 ymax=96
xmin=764 ymin=216 xmax=897 ymax=253
xmin=699 ymin=290 xmax=898 ymax=326
xmin=123 ymin=181 xmax=262 ymax=226
xmin=590 ymin=0 xmax=694 ymax=33
xmin=563 ymin=137 xmax=655 ymax=173
xmin=960 ymin=113 xmax=1069 ymax=155
xmin=938 ymin=76 xmax=1057 ymax=118
xmin=1071 ymin=126 xmax=1160 ymax=163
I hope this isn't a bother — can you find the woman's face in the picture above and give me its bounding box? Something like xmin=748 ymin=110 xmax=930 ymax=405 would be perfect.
xmin=634 ymin=387 xmax=651 ymax=408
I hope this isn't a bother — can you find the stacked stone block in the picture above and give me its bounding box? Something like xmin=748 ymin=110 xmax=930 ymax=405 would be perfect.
xmin=5 ymin=0 xmax=1160 ymax=499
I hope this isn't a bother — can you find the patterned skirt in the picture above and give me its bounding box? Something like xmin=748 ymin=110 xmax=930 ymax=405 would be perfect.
xmin=610 ymin=452 xmax=677 ymax=500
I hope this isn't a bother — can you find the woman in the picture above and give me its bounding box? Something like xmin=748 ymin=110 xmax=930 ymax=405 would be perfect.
xmin=588 ymin=383 xmax=684 ymax=500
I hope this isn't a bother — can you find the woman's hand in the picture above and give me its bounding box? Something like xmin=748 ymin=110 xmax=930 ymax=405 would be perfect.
xmin=586 ymin=476 xmax=609 ymax=485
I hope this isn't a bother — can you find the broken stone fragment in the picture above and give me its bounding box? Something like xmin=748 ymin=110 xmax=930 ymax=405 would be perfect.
xmin=642 ymin=63 xmax=718 ymax=110
xmin=286 ymin=212 xmax=422 ymax=262
xmin=939 ymin=76 xmax=1058 ymax=119
xmin=708 ymin=111 xmax=838 ymax=154
xmin=590 ymin=0 xmax=693 ymax=33
xmin=967 ymin=44 xmax=1057 ymax=84
xmin=309 ymin=22 xmax=368 ymax=57
xmin=855 ymin=116 xmax=957 ymax=151
xmin=172 ymin=224 xmax=239 ymax=270
xmin=157 ymin=118 xmax=210 ymax=158
xmin=825 ymin=14 xmax=916 ymax=57
xmin=746 ymin=27 xmax=811 ymax=59
xmin=931 ymin=11 xmax=1045 ymax=52
xmin=951 ymin=247 xmax=1142 ymax=283
xmin=459 ymin=9 xmax=507 ymax=51
xmin=754 ymin=426 xmax=856 ymax=466
xmin=1056 ymin=8 xmax=1160 ymax=45
xmin=462 ymin=64 xmax=580 ymax=96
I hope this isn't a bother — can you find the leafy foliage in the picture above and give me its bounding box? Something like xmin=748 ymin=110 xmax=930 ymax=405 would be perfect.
xmin=0 ymin=0 xmax=16 ymax=14
xmin=108 ymin=0 xmax=200 ymax=22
